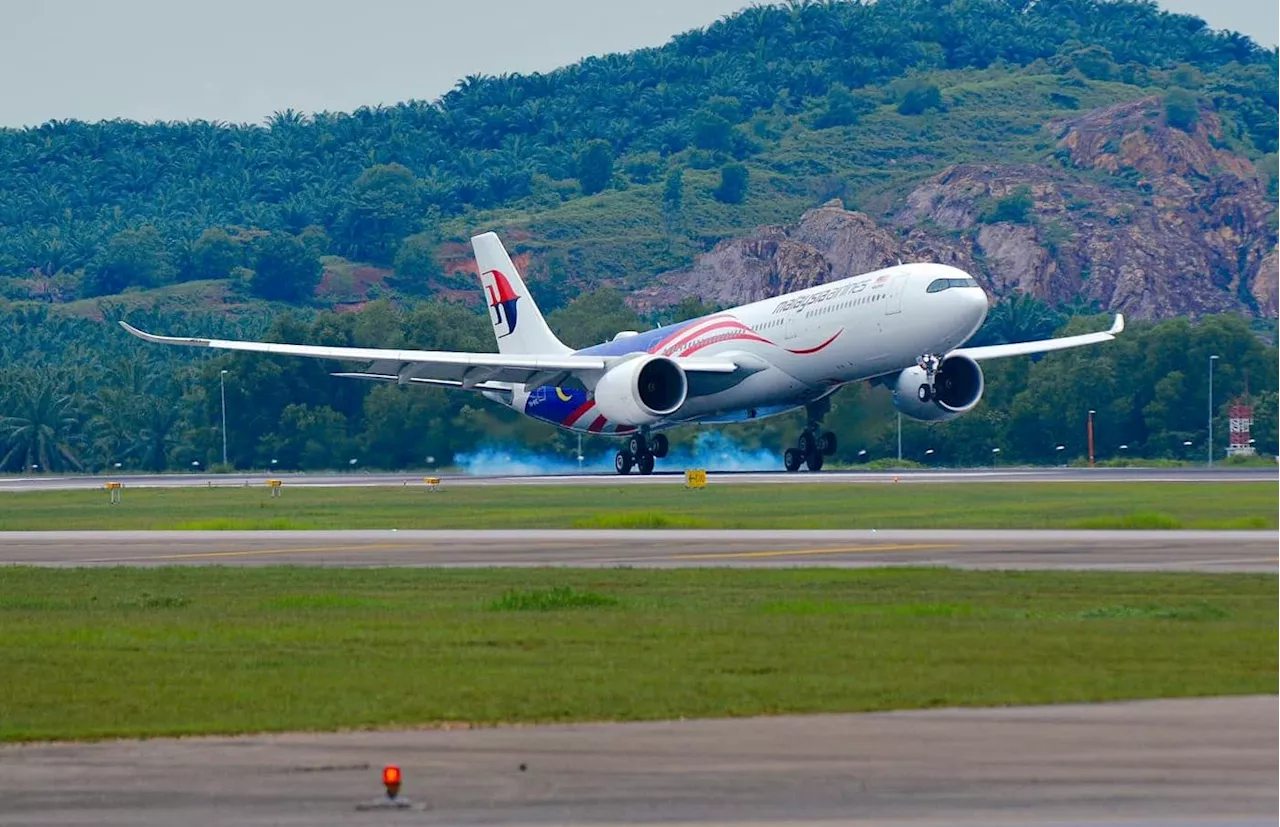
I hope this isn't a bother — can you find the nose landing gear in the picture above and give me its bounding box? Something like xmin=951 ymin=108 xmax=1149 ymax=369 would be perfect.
xmin=916 ymin=353 xmax=941 ymax=402
xmin=615 ymin=431 xmax=668 ymax=475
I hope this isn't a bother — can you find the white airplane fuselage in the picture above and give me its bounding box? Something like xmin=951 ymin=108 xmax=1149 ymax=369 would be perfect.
xmin=494 ymin=262 xmax=988 ymax=436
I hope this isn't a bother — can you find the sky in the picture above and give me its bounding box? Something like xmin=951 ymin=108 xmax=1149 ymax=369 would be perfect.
xmin=1 ymin=0 xmax=1275 ymax=128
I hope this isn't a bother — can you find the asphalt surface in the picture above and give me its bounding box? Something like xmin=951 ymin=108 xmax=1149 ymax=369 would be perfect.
xmin=0 ymin=466 xmax=1274 ymax=491
xmin=1 ymin=529 xmax=1275 ymax=572
xmin=0 ymin=696 xmax=1272 ymax=827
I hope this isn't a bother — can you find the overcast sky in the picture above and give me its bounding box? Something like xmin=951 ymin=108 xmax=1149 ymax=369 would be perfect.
xmin=1 ymin=0 xmax=1274 ymax=128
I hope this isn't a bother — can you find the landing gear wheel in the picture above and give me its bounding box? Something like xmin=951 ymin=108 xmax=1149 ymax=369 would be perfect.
xmin=651 ymin=433 xmax=669 ymax=459
xmin=784 ymin=448 xmax=804 ymax=472
xmin=917 ymin=384 xmax=932 ymax=403
xmin=798 ymin=430 xmax=817 ymax=457
xmin=627 ymin=434 xmax=646 ymax=457
xmin=615 ymin=449 xmax=634 ymax=475
xmin=819 ymin=431 xmax=837 ymax=456
xmin=637 ymin=453 xmax=656 ymax=475
xmin=805 ymin=450 xmax=825 ymax=472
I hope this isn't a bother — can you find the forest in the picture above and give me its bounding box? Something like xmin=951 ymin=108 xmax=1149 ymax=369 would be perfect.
xmin=1 ymin=295 xmax=1274 ymax=473
xmin=1 ymin=0 xmax=1277 ymax=472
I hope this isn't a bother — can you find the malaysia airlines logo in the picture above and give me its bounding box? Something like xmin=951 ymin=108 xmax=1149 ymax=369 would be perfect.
xmin=483 ymin=269 xmax=520 ymax=338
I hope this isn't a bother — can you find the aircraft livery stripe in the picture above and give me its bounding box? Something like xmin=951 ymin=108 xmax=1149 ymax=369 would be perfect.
xmin=659 ymin=318 xmax=754 ymax=355
xmin=587 ymin=416 xmax=608 ymax=433
xmin=563 ymin=399 xmax=595 ymax=426
xmin=648 ymin=314 xmax=731 ymax=354
xmin=787 ymin=329 xmax=843 ymax=355
xmin=678 ymin=331 xmax=774 ymax=358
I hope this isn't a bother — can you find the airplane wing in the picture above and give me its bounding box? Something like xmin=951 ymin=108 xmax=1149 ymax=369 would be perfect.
xmin=950 ymin=314 xmax=1124 ymax=361
xmin=118 ymin=322 xmax=738 ymax=388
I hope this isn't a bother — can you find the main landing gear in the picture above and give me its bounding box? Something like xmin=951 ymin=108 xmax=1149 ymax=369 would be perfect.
xmin=784 ymin=398 xmax=837 ymax=473
xmin=615 ymin=431 xmax=669 ymax=475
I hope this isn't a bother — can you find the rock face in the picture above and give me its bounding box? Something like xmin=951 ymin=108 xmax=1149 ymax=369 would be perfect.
xmin=637 ymin=97 xmax=1278 ymax=319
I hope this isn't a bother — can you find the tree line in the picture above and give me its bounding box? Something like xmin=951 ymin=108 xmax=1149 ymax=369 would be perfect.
xmin=1 ymin=296 xmax=1274 ymax=473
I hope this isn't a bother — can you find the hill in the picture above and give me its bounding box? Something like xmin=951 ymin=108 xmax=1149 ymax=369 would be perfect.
xmin=635 ymin=95 xmax=1278 ymax=317
xmin=0 ymin=0 xmax=1275 ymax=320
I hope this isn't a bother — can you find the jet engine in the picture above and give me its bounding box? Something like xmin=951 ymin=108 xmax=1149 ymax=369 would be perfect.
xmin=892 ymin=354 xmax=984 ymax=422
xmin=593 ymin=355 xmax=688 ymax=426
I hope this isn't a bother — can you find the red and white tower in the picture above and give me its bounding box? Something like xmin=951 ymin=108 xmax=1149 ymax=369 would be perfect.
xmin=1227 ymin=399 xmax=1255 ymax=457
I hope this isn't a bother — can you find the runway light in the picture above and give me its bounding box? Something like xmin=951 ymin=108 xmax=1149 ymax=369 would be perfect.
xmin=382 ymin=765 xmax=402 ymax=799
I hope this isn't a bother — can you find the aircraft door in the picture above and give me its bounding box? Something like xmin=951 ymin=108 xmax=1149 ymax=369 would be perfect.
xmin=783 ymin=308 xmax=804 ymax=341
xmin=883 ymin=273 xmax=907 ymax=315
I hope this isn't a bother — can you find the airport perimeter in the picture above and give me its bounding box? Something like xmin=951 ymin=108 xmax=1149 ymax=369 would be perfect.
xmin=1 ymin=470 xmax=1275 ymax=826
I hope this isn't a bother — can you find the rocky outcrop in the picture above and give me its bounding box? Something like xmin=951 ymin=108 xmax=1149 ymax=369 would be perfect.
xmin=637 ymin=97 xmax=1278 ymax=319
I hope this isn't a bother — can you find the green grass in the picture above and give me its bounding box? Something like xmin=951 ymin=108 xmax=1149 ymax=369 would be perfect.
xmin=0 ymin=567 xmax=1273 ymax=742
xmin=0 ymin=482 xmax=1274 ymax=531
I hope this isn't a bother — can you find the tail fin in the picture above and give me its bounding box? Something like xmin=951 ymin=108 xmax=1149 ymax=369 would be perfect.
xmin=471 ymin=232 xmax=571 ymax=355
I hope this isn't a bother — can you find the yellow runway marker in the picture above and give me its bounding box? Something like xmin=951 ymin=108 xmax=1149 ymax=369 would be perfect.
xmin=669 ymin=543 xmax=956 ymax=561
xmin=79 ymin=543 xmax=407 ymax=564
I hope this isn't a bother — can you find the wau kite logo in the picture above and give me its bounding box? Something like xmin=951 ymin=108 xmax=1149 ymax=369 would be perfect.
xmin=483 ymin=269 xmax=520 ymax=338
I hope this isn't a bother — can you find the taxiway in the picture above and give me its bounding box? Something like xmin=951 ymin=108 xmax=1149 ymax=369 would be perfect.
xmin=1 ymin=529 xmax=1275 ymax=572
xmin=0 ymin=696 xmax=1272 ymax=827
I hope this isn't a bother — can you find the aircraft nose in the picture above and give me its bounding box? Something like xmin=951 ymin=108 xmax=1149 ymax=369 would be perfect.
xmin=964 ymin=284 xmax=989 ymax=326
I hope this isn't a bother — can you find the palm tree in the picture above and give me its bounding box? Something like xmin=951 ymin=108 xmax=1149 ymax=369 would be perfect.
xmin=0 ymin=376 xmax=85 ymax=472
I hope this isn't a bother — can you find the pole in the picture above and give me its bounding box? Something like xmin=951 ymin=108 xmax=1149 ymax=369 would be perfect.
xmin=896 ymin=412 xmax=902 ymax=464
xmin=1086 ymin=410 xmax=1095 ymax=468
xmin=220 ymin=369 xmax=228 ymax=467
xmin=1208 ymin=355 xmax=1217 ymax=467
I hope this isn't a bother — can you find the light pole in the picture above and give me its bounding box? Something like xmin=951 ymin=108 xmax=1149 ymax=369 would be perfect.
xmin=1055 ymin=445 xmax=1065 ymax=466
xmin=220 ymin=369 xmax=229 ymax=467
xmin=1086 ymin=410 xmax=1096 ymax=468
xmin=896 ymin=412 xmax=902 ymax=464
xmin=1208 ymin=355 xmax=1218 ymax=467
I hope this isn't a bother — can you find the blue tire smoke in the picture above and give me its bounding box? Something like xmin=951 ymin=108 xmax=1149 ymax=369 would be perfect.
xmin=454 ymin=431 xmax=780 ymax=475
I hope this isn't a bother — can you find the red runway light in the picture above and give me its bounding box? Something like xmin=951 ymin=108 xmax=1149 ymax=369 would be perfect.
xmin=382 ymin=765 xmax=402 ymax=798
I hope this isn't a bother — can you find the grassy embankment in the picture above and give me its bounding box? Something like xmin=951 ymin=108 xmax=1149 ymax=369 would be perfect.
xmin=0 ymin=482 xmax=1273 ymax=531
xmin=0 ymin=567 xmax=1274 ymax=741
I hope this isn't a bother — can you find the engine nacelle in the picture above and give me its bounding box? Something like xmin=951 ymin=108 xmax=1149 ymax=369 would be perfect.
xmin=593 ymin=356 xmax=688 ymax=426
xmin=892 ymin=354 xmax=984 ymax=422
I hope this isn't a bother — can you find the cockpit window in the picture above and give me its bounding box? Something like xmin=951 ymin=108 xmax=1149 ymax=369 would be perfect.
xmin=926 ymin=277 xmax=978 ymax=293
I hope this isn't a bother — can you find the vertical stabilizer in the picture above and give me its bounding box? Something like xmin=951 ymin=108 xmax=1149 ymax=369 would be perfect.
xmin=472 ymin=232 xmax=571 ymax=355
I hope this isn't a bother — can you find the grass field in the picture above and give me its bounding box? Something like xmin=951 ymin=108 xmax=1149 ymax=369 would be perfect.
xmin=0 ymin=482 xmax=1274 ymax=531
xmin=0 ymin=567 xmax=1273 ymax=742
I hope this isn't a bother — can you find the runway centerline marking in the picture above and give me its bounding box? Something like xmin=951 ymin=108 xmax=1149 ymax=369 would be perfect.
xmin=77 ymin=542 xmax=408 ymax=563
xmin=668 ymin=543 xmax=956 ymax=561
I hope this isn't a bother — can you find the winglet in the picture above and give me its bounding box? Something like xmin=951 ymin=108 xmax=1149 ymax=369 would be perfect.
xmin=118 ymin=320 xmax=212 ymax=348
xmin=1109 ymin=313 xmax=1124 ymax=335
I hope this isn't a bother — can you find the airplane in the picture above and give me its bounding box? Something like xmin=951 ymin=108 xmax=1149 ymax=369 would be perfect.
xmin=121 ymin=232 xmax=1124 ymax=475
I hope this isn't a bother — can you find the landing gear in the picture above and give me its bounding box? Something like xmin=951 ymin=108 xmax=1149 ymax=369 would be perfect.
xmin=784 ymin=399 xmax=838 ymax=473
xmin=615 ymin=430 xmax=665 ymax=475
xmin=916 ymin=353 xmax=941 ymax=402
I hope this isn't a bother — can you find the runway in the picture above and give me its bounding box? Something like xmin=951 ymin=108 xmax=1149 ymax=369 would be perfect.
xmin=1 ymin=529 xmax=1275 ymax=571
xmin=0 ymin=465 xmax=1274 ymax=491
xmin=0 ymin=696 xmax=1272 ymax=827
